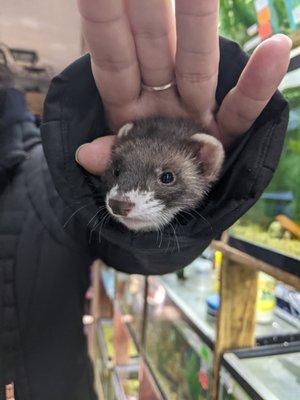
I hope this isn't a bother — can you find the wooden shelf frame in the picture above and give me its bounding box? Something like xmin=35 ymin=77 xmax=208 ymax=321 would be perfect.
xmin=211 ymin=239 xmax=300 ymax=400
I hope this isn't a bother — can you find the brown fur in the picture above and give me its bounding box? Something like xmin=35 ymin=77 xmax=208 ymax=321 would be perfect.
xmin=101 ymin=116 xmax=224 ymax=228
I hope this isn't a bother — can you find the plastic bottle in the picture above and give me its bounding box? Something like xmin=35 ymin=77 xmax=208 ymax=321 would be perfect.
xmin=212 ymin=250 xmax=222 ymax=293
xmin=256 ymin=272 xmax=277 ymax=324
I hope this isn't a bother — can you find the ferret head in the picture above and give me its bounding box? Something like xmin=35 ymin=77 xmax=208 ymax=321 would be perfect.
xmin=101 ymin=118 xmax=224 ymax=231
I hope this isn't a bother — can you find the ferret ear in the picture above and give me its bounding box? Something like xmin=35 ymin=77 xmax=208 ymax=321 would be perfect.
xmin=117 ymin=122 xmax=134 ymax=138
xmin=190 ymin=133 xmax=225 ymax=181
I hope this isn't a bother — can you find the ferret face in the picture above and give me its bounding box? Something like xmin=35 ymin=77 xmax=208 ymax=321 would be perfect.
xmin=101 ymin=118 xmax=224 ymax=232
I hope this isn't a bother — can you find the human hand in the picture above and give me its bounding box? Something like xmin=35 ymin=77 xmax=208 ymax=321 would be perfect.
xmin=76 ymin=0 xmax=291 ymax=174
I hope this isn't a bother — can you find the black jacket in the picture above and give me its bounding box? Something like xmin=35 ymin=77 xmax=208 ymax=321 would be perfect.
xmin=42 ymin=37 xmax=288 ymax=275
xmin=0 ymin=37 xmax=289 ymax=399
xmin=0 ymin=91 xmax=97 ymax=399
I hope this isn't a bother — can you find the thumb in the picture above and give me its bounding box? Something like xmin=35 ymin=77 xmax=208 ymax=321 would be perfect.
xmin=75 ymin=135 xmax=116 ymax=174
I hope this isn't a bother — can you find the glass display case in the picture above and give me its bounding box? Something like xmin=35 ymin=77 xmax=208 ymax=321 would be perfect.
xmin=144 ymin=262 xmax=299 ymax=399
xmin=112 ymin=364 xmax=140 ymax=400
xmin=229 ymin=49 xmax=300 ymax=275
xmin=95 ymin=318 xmax=115 ymax=400
xmin=110 ymin=361 xmax=164 ymax=400
xmin=138 ymin=361 xmax=164 ymax=400
xmin=218 ymin=341 xmax=300 ymax=400
xmin=145 ymin=275 xmax=217 ymax=400
xmin=95 ymin=261 xmax=299 ymax=399
xmin=160 ymin=262 xmax=300 ymax=343
xmin=94 ymin=267 xmax=140 ymax=400
xmin=116 ymin=273 xmax=147 ymax=346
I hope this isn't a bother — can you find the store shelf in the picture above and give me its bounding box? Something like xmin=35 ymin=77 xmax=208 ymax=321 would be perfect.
xmin=214 ymin=241 xmax=300 ymax=291
xmin=92 ymin=258 xmax=300 ymax=400
xmin=159 ymin=262 xmax=300 ymax=344
xmin=228 ymin=236 xmax=300 ymax=278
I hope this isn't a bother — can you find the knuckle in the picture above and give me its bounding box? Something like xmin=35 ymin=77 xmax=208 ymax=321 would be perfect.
xmin=81 ymin=12 xmax=124 ymax=25
xmin=93 ymin=57 xmax=134 ymax=73
xmin=176 ymin=68 xmax=217 ymax=84
xmin=133 ymin=28 xmax=170 ymax=41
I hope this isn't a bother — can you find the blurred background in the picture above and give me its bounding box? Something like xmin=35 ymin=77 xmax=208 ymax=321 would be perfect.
xmin=0 ymin=0 xmax=81 ymax=114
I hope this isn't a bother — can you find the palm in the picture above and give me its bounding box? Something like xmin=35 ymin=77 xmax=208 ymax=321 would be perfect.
xmin=76 ymin=0 xmax=291 ymax=174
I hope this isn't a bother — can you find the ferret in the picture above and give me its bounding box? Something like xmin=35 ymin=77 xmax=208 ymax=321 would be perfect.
xmin=101 ymin=117 xmax=224 ymax=232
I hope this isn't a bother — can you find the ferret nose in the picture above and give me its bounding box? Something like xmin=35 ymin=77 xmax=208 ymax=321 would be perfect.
xmin=108 ymin=198 xmax=134 ymax=217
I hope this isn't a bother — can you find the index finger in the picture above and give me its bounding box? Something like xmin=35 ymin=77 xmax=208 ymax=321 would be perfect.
xmin=175 ymin=0 xmax=219 ymax=125
xmin=78 ymin=0 xmax=140 ymax=109
xmin=217 ymin=34 xmax=292 ymax=146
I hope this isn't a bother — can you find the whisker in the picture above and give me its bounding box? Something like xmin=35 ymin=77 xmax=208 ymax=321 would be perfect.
xmin=98 ymin=213 xmax=111 ymax=244
xmin=64 ymin=202 xmax=96 ymax=228
xmin=181 ymin=209 xmax=213 ymax=233
xmin=158 ymin=226 xmax=163 ymax=248
xmin=89 ymin=211 xmax=109 ymax=244
xmin=87 ymin=206 xmax=107 ymax=227
xmin=169 ymin=221 xmax=180 ymax=253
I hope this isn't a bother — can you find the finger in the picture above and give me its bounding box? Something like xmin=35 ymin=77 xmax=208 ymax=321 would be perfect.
xmin=175 ymin=0 xmax=219 ymax=123
xmin=75 ymin=135 xmax=116 ymax=175
xmin=77 ymin=0 xmax=140 ymax=108
xmin=217 ymin=34 xmax=292 ymax=146
xmin=126 ymin=0 xmax=176 ymax=87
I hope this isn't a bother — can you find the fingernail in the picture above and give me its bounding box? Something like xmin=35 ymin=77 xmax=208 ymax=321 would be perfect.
xmin=272 ymin=33 xmax=293 ymax=48
xmin=285 ymin=36 xmax=293 ymax=49
xmin=75 ymin=143 xmax=89 ymax=164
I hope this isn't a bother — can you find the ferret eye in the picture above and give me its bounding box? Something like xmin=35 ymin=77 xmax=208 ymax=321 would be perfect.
xmin=159 ymin=171 xmax=175 ymax=185
xmin=114 ymin=167 xmax=121 ymax=177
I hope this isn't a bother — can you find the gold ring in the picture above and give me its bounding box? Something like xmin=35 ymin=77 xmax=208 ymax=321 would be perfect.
xmin=142 ymin=80 xmax=176 ymax=92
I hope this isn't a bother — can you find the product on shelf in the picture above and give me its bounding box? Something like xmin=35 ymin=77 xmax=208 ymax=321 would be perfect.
xmin=275 ymin=283 xmax=300 ymax=326
xmin=256 ymin=273 xmax=277 ymax=324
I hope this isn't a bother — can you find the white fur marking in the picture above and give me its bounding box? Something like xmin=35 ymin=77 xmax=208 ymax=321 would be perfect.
xmin=106 ymin=187 xmax=169 ymax=230
xmin=117 ymin=122 xmax=134 ymax=138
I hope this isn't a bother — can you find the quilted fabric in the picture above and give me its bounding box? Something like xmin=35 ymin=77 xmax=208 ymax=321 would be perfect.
xmin=0 ymin=119 xmax=97 ymax=400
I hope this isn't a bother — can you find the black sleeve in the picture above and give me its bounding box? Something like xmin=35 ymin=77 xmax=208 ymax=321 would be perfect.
xmin=0 ymin=88 xmax=94 ymax=261
xmin=41 ymin=37 xmax=289 ymax=276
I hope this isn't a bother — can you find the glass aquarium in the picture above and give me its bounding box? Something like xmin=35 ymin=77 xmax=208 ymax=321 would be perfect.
xmin=138 ymin=361 xmax=164 ymax=400
xmin=229 ymin=70 xmax=300 ymax=270
xmin=95 ymin=314 xmax=139 ymax=400
xmin=95 ymin=319 xmax=115 ymax=400
xmin=145 ymin=277 xmax=214 ymax=400
xmin=112 ymin=365 xmax=140 ymax=400
xmin=116 ymin=273 xmax=147 ymax=345
xmin=112 ymin=361 xmax=164 ymax=400
xmin=218 ymin=342 xmax=300 ymax=400
xmin=220 ymin=0 xmax=300 ymax=52
xmin=99 ymin=318 xmax=138 ymax=362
